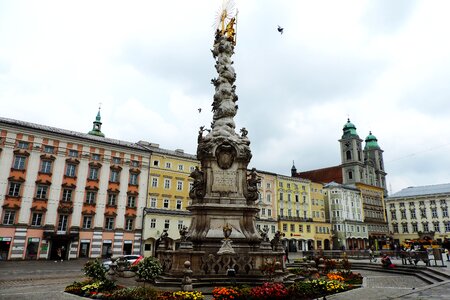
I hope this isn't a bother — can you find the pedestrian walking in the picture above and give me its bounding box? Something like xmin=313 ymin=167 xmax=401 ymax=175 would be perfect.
xmin=55 ymin=247 xmax=62 ymax=262
xmin=368 ymin=246 xmax=377 ymax=263
xmin=284 ymin=247 xmax=289 ymax=263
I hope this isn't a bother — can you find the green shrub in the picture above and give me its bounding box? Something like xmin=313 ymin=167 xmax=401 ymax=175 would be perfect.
xmin=135 ymin=256 xmax=163 ymax=282
xmin=109 ymin=286 xmax=158 ymax=300
xmin=83 ymin=259 xmax=108 ymax=281
xmin=289 ymin=281 xmax=322 ymax=299
xmin=341 ymin=257 xmax=352 ymax=271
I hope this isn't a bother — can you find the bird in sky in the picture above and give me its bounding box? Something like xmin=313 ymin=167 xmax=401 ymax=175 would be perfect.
xmin=277 ymin=25 xmax=284 ymax=34
xmin=198 ymin=108 xmax=202 ymax=113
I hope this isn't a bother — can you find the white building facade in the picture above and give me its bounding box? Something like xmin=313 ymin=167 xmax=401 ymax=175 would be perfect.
xmin=0 ymin=116 xmax=150 ymax=260
xmin=324 ymin=182 xmax=368 ymax=250
xmin=386 ymin=184 xmax=450 ymax=245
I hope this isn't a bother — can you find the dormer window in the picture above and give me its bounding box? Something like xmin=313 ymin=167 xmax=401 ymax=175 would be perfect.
xmin=69 ymin=150 xmax=79 ymax=158
xmin=44 ymin=145 xmax=54 ymax=154
xmin=17 ymin=141 xmax=29 ymax=149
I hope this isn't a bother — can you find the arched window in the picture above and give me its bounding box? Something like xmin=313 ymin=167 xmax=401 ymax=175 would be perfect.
xmin=346 ymin=150 xmax=352 ymax=160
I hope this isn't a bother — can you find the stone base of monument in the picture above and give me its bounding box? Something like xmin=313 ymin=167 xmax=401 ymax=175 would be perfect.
xmin=154 ymin=247 xmax=289 ymax=288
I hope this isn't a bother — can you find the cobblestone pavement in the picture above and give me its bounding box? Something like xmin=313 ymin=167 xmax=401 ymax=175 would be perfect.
xmin=325 ymin=262 xmax=449 ymax=300
xmin=361 ymin=271 xmax=427 ymax=288
xmin=0 ymin=276 xmax=82 ymax=300
xmin=0 ymin=259 xmax=86 ymax=300
xmin=394 ymin=281 xmax=450 ymax=300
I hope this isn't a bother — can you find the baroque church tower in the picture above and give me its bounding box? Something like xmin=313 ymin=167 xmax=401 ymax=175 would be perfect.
xmin=339 ymin=119 xmax=387 ymax=193
xmin=364 ymin=131 xmax=387 ymax=191
xmin=339 ymin=119 xmax=364 ymax=184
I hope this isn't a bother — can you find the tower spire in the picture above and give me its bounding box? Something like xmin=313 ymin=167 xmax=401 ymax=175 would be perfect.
xmin=291 ymin=160 xmax=297 ymax=176
xmin=88 ymin=106 xmax=105 ymax=137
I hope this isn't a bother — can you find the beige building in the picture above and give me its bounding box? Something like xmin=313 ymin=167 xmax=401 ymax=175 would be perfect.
xmin=386 ymin=184 xmax=450 ymax=245
xmin=255 ymin=170 xmax=278 ymax=240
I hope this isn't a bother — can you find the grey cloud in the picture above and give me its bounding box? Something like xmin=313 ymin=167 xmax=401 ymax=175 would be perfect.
xmin=119 ymin=38 xmax=214 ymax=96
xmin=363 ymin=0 xmax=418 ymax=34
xmin=399 ymin=72 xmax=450 ymax=115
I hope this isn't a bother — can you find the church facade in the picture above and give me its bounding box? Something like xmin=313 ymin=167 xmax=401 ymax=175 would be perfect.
xmin=293 ymin=119 xmax=389 ymax=250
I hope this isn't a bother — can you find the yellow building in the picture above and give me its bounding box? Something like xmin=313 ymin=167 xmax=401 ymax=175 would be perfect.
xmin=276 ymin=174 xmax=317 ymax=252
xmin=139 ymin=142 xmax=199 ymax=257
xmin=310 ymin=182 xmax=333 ymax=250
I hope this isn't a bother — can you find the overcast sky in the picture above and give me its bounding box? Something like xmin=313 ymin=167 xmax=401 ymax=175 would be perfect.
xmin=1 ymin=0 xmax=450 ymax=194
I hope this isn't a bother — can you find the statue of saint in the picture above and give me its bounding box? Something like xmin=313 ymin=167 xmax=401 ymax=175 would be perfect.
xmin=179 ymin=226 xmax=189 ymax=242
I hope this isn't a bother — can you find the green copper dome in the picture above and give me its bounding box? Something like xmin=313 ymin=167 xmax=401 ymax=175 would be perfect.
xmin=342 ymin=118 xmax=359 ymax=138
xmin=88 ymin=109 xmax=105 ymax=137
xmin=364 ymin=131 xmax=380 ymax=150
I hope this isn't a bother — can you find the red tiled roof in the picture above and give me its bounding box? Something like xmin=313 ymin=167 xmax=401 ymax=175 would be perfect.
xmin=295 ymin=166 xmax=342 ymax=184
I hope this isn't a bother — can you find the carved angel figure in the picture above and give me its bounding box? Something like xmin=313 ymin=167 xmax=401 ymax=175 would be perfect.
xmin=179 ymin=226 xmax=189 ymax=242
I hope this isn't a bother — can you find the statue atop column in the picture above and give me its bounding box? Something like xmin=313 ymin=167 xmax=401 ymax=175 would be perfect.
xmin=197 ymin=0 xmax=251 ymax=163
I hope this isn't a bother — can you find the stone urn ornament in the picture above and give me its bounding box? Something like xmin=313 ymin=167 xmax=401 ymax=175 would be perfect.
xmin=218 ymin=223 xmax=235 ymax=255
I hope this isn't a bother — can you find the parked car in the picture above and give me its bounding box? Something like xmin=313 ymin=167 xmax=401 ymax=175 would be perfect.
xmin=102 ymin=255 xmax=143 ymax=270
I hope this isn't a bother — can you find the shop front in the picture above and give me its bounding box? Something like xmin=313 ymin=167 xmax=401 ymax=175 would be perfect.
xmin=0 ymin=237 xmax=12 ymax=260
xmin=79 ymin=239 xmax=91 ymax=258
xmin=25 ymin=237 xmax=40 ymax=259
xmin=43 ymin=232 xmax=79 ymax=260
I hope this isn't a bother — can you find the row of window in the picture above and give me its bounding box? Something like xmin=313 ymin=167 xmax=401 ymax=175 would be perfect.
xmin=152 ymin=160 xmax=196 ymax=172
xmin=256 ymin=224 xmax=277 ymax=234
xmin=282 ymin=223 xmax=312 ymax=233
xmin=311 ymin=211 xmax=325 ymax=218
xmin=279 ymin=209 xmax=308 ymax=218
xmin=334 ymin=224 xmax=367 ymax=233
xmin=330 ymin=198 xmax=361 ymax=207
xmin=8 ymin=182 xmax=137 ymax=207
xmin=151 ymin=177 xmax=193 ymax=191
xmin=367 ymin=224 xmax=388 ymax=232
xmin=392 ymin=199 xmax=448 ymax=208
xmin=15 ymin=141 xmax=60 ymax=154
xmin=2 ymin=210 xmax=135 ymax=231
xmin=311 ymin=199 xmax=325 ymax=206
xmin=259 ymin=208 xmax=273 ymax=217
xmin=331 ymin=210 xmax=362 ymax=220
xmin=13 ymin=142 xmax=140 ymax=165
xmin=13 ymin=155 xmax=140 ymax=184
xmin=390 ymin=207 xmax=449 ymax=220
xmin=149 ymin=197 xmax=185 ymax=210
xmin=257 ymin=193 xmax=272 ymax=202
xmin=392 ymin=222 xmax=450 ymax=234
xmin=148 ymin=218 xmax=185 ymax=230
xmin=279 ymin=193 xmax=307 ymax=202
xmin=278 ymin=182 xmax=307 ymax=190
xmin=365 ymin=210 xmax=384 ymax=220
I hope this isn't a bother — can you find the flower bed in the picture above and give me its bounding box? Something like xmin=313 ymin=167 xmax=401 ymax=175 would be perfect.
xmin=66 ymin=257 xmax=363 ymax=300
